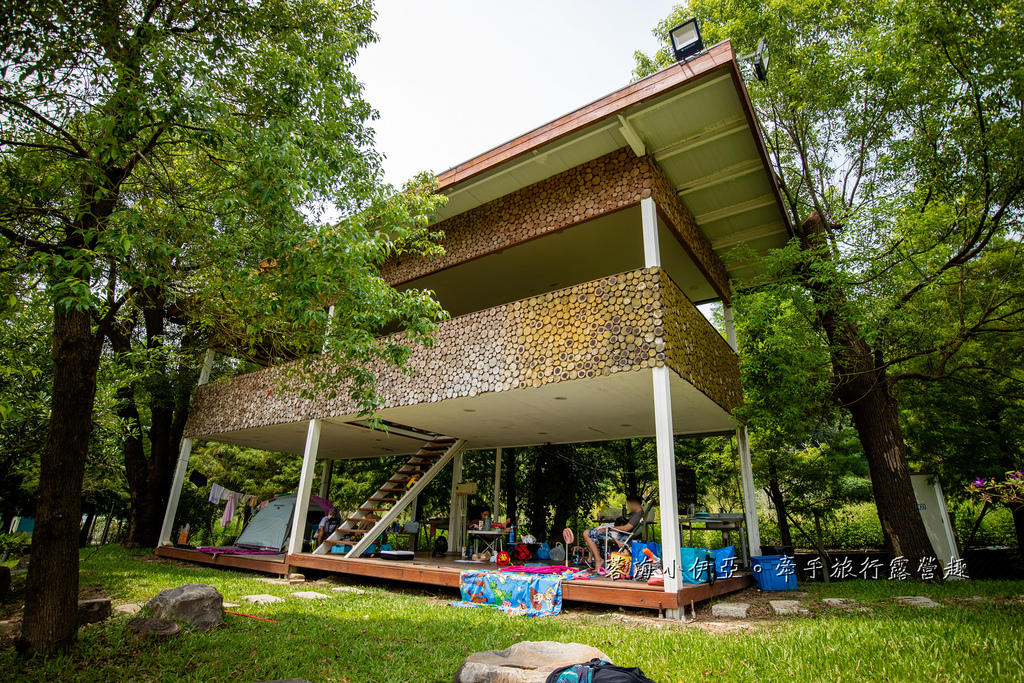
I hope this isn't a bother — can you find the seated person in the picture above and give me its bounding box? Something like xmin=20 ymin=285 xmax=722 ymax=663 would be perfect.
xmin=584 ymin=496 xmax=644 ymax=573
xmin=316 ymin=507 xmax=341 ymax=546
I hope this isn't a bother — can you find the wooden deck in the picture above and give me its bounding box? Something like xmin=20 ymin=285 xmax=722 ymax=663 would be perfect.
xmin=155 ymin=546 xmax=753 ymax=613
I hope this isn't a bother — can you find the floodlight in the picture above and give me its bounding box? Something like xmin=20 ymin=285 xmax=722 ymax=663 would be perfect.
xmin=669 ymin=19 xmax=704 ymax=62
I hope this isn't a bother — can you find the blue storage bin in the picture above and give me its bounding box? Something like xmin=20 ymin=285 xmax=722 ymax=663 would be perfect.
xmin=750 ymin=554 xmax=798 ymax=590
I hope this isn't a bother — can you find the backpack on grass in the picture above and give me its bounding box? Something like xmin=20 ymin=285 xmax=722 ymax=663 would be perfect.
xmin=545 ymin=658 xmax=658 ymax=683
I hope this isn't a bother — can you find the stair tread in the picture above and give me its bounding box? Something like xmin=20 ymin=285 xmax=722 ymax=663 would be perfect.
xmin=368 ymin=497 xmax=399 ymax=502
xmin=378 ymin=488 xmax=410 ymax=493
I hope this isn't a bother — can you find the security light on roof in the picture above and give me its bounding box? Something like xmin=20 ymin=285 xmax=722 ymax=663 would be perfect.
xmin=739 ymin=37 xmax=771 ymax=82
xmin=669 ymin=19 xmax=704 ymax=62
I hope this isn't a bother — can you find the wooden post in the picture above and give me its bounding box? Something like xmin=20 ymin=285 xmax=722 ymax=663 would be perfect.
xmin=493 ymin=448 xmax=502 ymax=521
xmin=737 ymin=426 xmax=761 ymax=561
xmin=318 ymin=460 xmax=333 ymax=499
xmin=448 ymin=449 xmax=465 ymax=554
xmin=159 ymin=349 xmax=216 ymax=543
xmin=288 ymin=419 xmax=322 ymax=556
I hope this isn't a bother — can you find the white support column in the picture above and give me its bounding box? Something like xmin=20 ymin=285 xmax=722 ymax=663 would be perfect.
xmin=736 ymin=426 xmax=761 ymax=561
xmin=318 ymin=460 xmax=333 ymax=499
xmin=641 ymin=197 xmax=660 ymax=267
xmin=159 ymin=348 xmax=217 ymax=544
xmin=653 ymin=367 xmax=683 ymax=616
xmin=643 ymin=194 xmax=683 ymax=618
xmin=493 ymin=448 xmax=502 ymax=521
xmin=724 ymin=305 xmax=737 ymax=352
xmin=448 ymin=449 xmax=465 ymax=553
xmin=288 ymin=419 xmax=322 ymax=555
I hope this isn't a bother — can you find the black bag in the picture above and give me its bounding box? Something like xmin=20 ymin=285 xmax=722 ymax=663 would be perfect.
xmin=545 ymin=658 xmax=658 ymax=683
xmin=432 ymin=536 xmax=448 ymax=557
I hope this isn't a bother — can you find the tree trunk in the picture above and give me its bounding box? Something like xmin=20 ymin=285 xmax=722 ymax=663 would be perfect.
xmin=799 ymin=212 xmax=937 ymax=574
xmin=17 ymin=308 xmax=103 ymax=656
xmin=766 ymin=462 xmax=793 ymax=547
xmin=1011 ymin=503 xmax=1024 ymax=565
xmin=78 ymin=503 xmax=96 ymax=548
xmin=117 ymin=304 xmax=196 ymax=549
xmin=622 ymin=439 xmax=638 ymax=500
xmin=504 ymin=448 xmax=517 ymax=527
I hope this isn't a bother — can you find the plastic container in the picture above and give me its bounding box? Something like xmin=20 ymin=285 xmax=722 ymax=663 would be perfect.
xmin=750 ymin=554 xmax=798 ymax=591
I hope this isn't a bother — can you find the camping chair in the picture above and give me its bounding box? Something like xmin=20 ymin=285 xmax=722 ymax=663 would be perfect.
xmin=602 ymin=500 xmax=656 ymax=559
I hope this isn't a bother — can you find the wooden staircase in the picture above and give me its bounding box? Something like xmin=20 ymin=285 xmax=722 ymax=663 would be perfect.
xmin=313 ymin=435 xmax=466 ymax=558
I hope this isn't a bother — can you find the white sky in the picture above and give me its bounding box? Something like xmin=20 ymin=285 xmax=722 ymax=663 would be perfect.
xmin=354 ymin=1 xmax=674 ymax=187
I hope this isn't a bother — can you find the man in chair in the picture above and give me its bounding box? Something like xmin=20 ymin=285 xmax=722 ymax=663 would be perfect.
xmin=584 ymin=495 xmax=644 ymax=574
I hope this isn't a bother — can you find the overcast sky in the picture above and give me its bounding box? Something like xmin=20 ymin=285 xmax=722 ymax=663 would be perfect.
xmin=354 ymin=1 xmax=674 ymax=187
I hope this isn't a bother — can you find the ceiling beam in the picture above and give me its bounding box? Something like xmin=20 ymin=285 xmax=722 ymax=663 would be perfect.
xmin=653 ymin=117 xmax=747 ymax=162
xmin=676 ymin=158 xmax=763 ymax=195
xmin=710 ymin=221 xmax=789 ymax=250
xmin=694 ymin=194 xmax=777 ymax=224
xmin=617 ymin=114 xmax=646 ymax=157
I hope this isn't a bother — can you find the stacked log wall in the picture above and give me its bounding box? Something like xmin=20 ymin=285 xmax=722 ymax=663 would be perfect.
xmin=184 ymin=268 xmax=740 ymax=438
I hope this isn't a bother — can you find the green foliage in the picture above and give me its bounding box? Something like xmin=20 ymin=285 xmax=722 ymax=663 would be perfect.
xmin=0 ymin=532 xmax=31 ymax=556
xmin=189 ymin=442 xmax=303 ymax=502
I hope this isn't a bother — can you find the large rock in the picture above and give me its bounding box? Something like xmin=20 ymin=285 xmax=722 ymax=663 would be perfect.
xmin=454 ymin=641 xmax=611 ymax=683
xmin=146 ymin=584 xmax=224 ymax=630
xmin=14 ymin=554 xmax=30 ymax=570
xmin=78 ymin=598 xmax=112 ymax=625
xmin=0 ymin=620 xmax=21 ymax=638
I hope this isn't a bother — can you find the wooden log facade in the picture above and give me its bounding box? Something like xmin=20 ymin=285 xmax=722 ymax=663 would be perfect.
xmin=183 ymin=267 xmax=740 ymax=439
xmin=382 ymin=147 xmax=731 ymax=303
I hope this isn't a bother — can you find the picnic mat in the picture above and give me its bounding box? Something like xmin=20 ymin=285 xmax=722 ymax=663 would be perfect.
xmin=453 ymin=569 xmax=564 ymax=617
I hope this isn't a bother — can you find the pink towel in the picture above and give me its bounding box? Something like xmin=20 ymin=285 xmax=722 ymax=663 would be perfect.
xmin=220 ymin=491 xmax=237 ymax=527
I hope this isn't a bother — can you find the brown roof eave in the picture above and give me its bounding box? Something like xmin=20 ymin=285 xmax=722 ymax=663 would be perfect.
xmin=435 ymin=41 xmax=738 ymax=194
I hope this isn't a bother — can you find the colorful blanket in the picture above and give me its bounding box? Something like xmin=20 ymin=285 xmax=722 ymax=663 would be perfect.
xmin=455 ymin=570 xmax=564 ymax=617
xmin=195 ymin=546 xmax=281 ymax=556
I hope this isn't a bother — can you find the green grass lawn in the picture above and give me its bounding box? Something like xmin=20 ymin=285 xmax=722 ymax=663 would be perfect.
xmin=3 ymin=547 xmax=1024 ymax=682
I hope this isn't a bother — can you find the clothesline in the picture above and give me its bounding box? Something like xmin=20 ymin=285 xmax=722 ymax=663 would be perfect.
xmin=206 ymin=482 xmax=259 ymax=527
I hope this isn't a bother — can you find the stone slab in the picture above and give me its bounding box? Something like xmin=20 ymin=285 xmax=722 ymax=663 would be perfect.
xmin=114 ymin=603 xmax=142 ymax=615
xmin=78 ymin=598 xmax=112 ymax=625
xmin=223 ymin=602 xmax=240 ymax=608
xmin=455 ymin=641 xmax=611 ymax=683
xmin=711 ymin=603 xmax=750 ymax=618
xmin=895 ymin=596 xmax=940 ymax=608
xmin=241 ymin=594 xmax=284 ymax=605
xmin=822 ymin=598 xmax=868 ymax=611
xmin=770 ymin=600 xmax=809 ymax=616
xmin=290 ymin=591 xmax=330 ymax=600
xmin=331 ymin=586 xmax=366 ymax=595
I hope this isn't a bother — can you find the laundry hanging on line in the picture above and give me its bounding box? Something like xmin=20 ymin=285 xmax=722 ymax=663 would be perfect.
xmin=220 ymin=491 xmax=238 ymax=527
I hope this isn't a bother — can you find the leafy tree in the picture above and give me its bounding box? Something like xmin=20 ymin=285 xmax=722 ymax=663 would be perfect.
xmin=636 ymin=0 xmax=1024 ymax=571
xmin=0 ymin=0 xmax=445 ymax=655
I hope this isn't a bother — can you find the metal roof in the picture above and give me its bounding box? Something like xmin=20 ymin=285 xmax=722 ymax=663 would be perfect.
xmin=432 ymin=40 xmax=793 ymax=284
